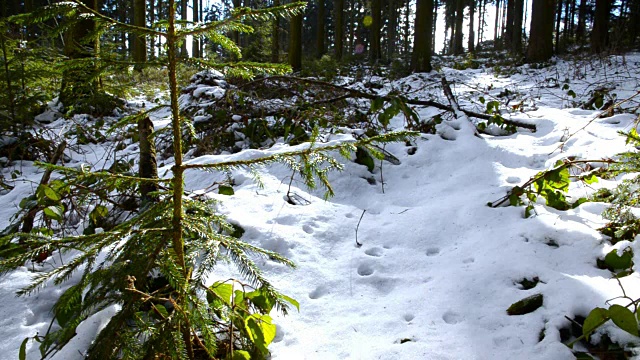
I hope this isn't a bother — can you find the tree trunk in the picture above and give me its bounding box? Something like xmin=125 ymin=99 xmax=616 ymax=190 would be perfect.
xmin=511 ymin=0 xmax=524 ymax=54
xmin=180 ymin=0 xmax=188 ymax=57
xmin=468 ymin=0 xmax=476 ymax=53
xmin=150 ymin=0 xmax=155 ymax=59
xmin=451 ymin=0 xmax=464 ymax=54
xmin=504 ymin=0 xmax=515 ymax=48
xmin=192 ymin=0 xmax=200 ymax=58
xmin=411 ymin=0 xmax=434 ymax=72
xmin=576 ymin=0 xmax=587 ymax=42
xmin=494 ymin=0 xmax=501 ymax=44
xmin=370 ymin=0 xmax=382 ymax=62
xmin=554 ymin=0 xmax=562 ymax=52
xmin=591 ymin=0 xmax=610 ymax=53
xmin=317 ymin=0 xmax=326 ymax=58
xmin=334 ymin=0 xmax=344 ymax=60
xmin=138 ymin=117 xmax=159 ymax=207
xmin=527 ymin=0 xmax=555 ymax=62
xmin=272 ymin=0 xmax=280 ymax=62
xmin=289 ymin=14 xmax=302 ymax=71
xmin=60 ymin=0 xmax=98 ymax=108
xmin=387 ymin=0 xmax=397 ymax=59
xmin=133 ymin=0 xmax=146 ymax=71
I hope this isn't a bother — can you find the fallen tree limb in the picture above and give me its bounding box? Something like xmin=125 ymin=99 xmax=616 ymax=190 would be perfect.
xmin=441 ymin=77 xmax=482 ymax=138
xmin=240 ymin=76 xmax=537 ymax=131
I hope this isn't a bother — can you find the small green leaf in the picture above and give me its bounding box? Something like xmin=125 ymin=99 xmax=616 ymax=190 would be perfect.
xmin=609 ymin=304 xmax=639 ymax=337
xmin=208 ymin=282 xmax=233 ymax=305
xmin=245 ymin=289 xmax=275 ymax=313
xmin=280 ymin=294 xmax=300 ymax=311
xmin=604 ymin=249 xmax=633 ymax=270
xmin=40 ymin=185 xmax=60 ymax=201
xmin=562 ymin=84 xmax=570 ymax=90
xmin=19 ymin=337 xmax=28 ymax=360
xmin=567 ymin=90 xmax=576 ymax=98
xmin=370 ymin=97 xmax=384 ymax=112
xmin=43 ymin=205 xmax=64 ymax=221
xmin=583 ymin=307 xmax=609 ymax=341
xmin=245 ymin=314 xmax=276 ymax=354
xmin=219 ymin=185 xmax=235 ymax=195
xmin=19 ymin=196 xmax=37 ymax=209
xmin=154 ymin=304 xmax=169 ymax=318
xmin=479 ymin=96 xmax=485 ymax=104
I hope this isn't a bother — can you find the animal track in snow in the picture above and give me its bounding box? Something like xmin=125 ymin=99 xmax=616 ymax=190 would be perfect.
xmin=506 ymin=176 xmax=520 ymax=184
xmin=364 ymin=247 xmax=384 ymax=257
xmin=357 ymin=263 xmax=375 ymax=276
xmin=462 ymin=257 xmax=475 ymax=264
xmin=442 ymin=311 xmax=463 ymax=324
xmin=308 ymin=285 xmax=328 ymax=299
xmin=403 ymin=313 xmax=415 ymax=322
xmin=426 ymin=247 xmax=440 ymax=256
xmin=302 ymin=224 xmax=314 ymax=234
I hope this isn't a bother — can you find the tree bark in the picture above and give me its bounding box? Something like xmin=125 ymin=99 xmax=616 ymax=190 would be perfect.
xmin=192 ymin=0 xmax=200 ymax=58
xmin=133 ymin=0 xmax=147 ymax=71
xmin=316 ymin=0 xmax=326 ymax=58
xmin=272 ymin=0 xmax=280 ymax=62
xmin=370 ymin=0 xmax=382 ymax=62
xmin=468 ymin=0 xmax=476 ymax=53
xmin=511 ymin=0 xmax=524 ymax=54
xmin=412 ymin=0 xmax=434 ymax=72
xmin=591 ymin=0 xmax=610 ymax=53
xmin=387 ymin=0 xmax=397 ymax=60
xmin=527 ymin=0 xmax=555 ymax=62
xmin=452 ymin=0 xmax=464 ymax=54
xmin=334 ymin=0 xmax=344 ymax=60
xmin=138 ymin=117 xmax=159 ymax=207
xmin=289 ymin=14 xmax=302 ymax=71
xmin=180 ymin=0 xmax=188 ymax=57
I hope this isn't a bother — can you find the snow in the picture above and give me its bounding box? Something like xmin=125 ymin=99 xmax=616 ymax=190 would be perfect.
xmin=3 ymin=54 xmax=640 ymax=359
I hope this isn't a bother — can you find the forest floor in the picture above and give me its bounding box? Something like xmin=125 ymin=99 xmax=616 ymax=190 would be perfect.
xmin=2 ymin=52 xmax=640 ymax=359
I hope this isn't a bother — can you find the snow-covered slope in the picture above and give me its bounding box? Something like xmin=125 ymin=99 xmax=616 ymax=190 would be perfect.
xmin=2 ymin=53 xmax=640 ymax=359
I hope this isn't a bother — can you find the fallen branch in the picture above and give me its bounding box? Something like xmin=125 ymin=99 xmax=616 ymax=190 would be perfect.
xmin=441 ymin=77 xmax=482 ymax=138
xmin=240 ymin=76 xmax=537 ymax=131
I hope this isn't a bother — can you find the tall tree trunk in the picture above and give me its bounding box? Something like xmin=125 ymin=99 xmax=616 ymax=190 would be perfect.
xmin=272 ymin=0 xmax=280 ymax=62
xmin=180 ymin=0 xmax=188 ymax=57
xmin=60 ymin=0 xmax=98 ymax=108
xmin=504 ymin=0 xmax=515 ymax=48
xmin=494 ymin=0 xmax=501 ymax=44
xmin=192 ymin=0 xmax=200 ymax=58
xmin=404 ymin=0 xmax=411 ymax=54
xmin=335 ymin=0 xmax=344 ymax=60
xmin=477 ymin=0 xmax=485 ymax=47
xmin=412 ymin=0 xmax=434 ymax=72
xmin=576 ymin=0 xmax=586 ymax=42
xmin=370 ymin=0 xmax=382 ymax=62
xmin=150 ymin=0 xmax=155 ymax=59
xmin=468 ymin=0 xmax=476 ymax=52
xmin=316 ymin=0 xmax=326 ymax=57
xmin=591 ymin=0 xmax=610 ymax=52
xmin=133 ymin=0 xmax=147 ymax=71
xmin=511 ymin=0 xmax=524 ymax=54
xmin=527 ymin=0 xmax=555 ymax=62
xmin=387 ymin=0 xmax=397 ymax=59
xmin=289 ymin=14 xmax=302 ymax=70
xmin=432 ymin=0 xmax=438 ymax=52
xmin=554 ymin=0 xmax=562 ymax=52
xmin=452 ymin=0 xmax=464 ymax=54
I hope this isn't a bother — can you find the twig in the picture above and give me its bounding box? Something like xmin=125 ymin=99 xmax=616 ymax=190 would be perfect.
xmin=355 ymin=209 xmax=366 ymax=247
xmin=441 ymin=76 xmax=483 ymax=138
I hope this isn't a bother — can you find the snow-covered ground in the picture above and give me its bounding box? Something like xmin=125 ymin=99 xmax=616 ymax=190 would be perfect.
xmin=2 ymin=53 xmax=640 ymax=359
